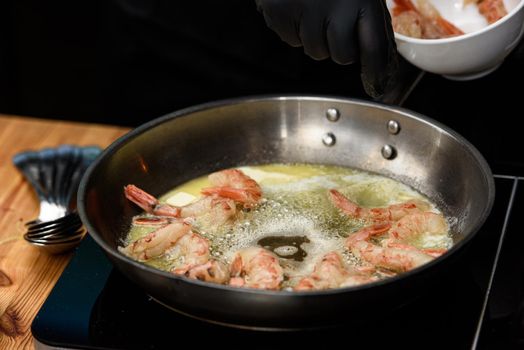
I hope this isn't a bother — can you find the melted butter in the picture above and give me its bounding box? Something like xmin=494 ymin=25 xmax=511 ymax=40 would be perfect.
xmin=127 ymin=163 xmax=452 ymax=287
xmin=166 ymin=192 xmax=196 ymax=206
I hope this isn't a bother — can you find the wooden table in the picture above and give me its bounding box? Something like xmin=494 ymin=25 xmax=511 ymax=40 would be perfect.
xmin=0 ymin=115 xmax=130 ymax=349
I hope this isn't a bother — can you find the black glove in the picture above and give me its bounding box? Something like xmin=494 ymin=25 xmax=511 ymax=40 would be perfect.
xmin=255 ymin=0 xmax=398 ymax=98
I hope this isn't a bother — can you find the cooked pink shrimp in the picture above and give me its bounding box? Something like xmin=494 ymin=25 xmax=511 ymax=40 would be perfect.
xmin=118 ymin=220 xmax=191 ymax=261
xmin=185 ymin=260 xmax=230 ymax=284
xmin=382 ymin=240 xmax=447 ymax=258
xmin=125 ymin=184 xmax=238 ymax=225
xmin=179 ymin=195 xmax=237 ymax=226
xmin=132 ymin=216 xmax=175 ymax=226
xmin=170 ymin=232 xmax=211 ymax=275
xmin=201 ymin=169 xmax=262 ymax=208
xmin=389 ymin=212 xmax=448 ymax=241
xmin=329 ymin=189 xmax=429 ymax=223
xmin=229 ymin=247 xmax=284 ymax=290
xmin=125 ymin=184 xmax=181 ymax=217
xmin=294 ymin=252 xmax=377 ymax=291
xmin=346 ymin=223 xmax=433 ymax=272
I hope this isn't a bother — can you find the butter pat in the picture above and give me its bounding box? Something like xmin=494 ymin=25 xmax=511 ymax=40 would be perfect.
xmin=165 ymin=192 xmax=196 ymax=207
xmin=238 ymin=166 xmax=294 ymax=184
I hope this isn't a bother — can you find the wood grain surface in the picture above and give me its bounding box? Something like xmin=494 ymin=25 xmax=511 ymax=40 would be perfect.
xmin=0 ymin=115 xmax=130 ymax=349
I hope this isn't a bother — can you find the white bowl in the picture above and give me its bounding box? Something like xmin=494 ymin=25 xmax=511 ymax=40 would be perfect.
xmin=388 ymin=0 xmax=524 ymax=80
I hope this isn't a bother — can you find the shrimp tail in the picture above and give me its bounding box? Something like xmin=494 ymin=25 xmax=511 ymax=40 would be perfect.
xmin=124 ymin=184 xmax=181 ymax=217
xmin=125 ymin=184 xmax=158 ymax=213
xmin=346 ymin=223 xmax=391 ymax=247
xmin=328 ymin=189 xmax=362 ymax=217
xmin=201 ymin=187 xmax=261 ymax=209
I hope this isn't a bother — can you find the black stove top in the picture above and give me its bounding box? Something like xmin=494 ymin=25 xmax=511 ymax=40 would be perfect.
xmin=32 ymin=42 xmax=524 ymax=350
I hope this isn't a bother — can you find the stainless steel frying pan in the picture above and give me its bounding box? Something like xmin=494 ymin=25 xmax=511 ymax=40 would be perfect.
xmin=78 ymin=96 xmax=494 ymax=329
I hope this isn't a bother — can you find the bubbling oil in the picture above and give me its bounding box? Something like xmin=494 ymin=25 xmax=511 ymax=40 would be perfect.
xmin=125 ymin=163 xmax=453 ymax=288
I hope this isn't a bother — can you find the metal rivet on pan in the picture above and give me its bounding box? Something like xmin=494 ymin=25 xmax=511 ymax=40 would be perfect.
xmin=387 ymin=120 xmax=400 ymax=134
xmin=381 ymin=144 xmax=396 ymax=159
xmin=326 ymin=108 xmax=340 ymax=122
xmin=322 ymin=132 xmax=336 ymax=147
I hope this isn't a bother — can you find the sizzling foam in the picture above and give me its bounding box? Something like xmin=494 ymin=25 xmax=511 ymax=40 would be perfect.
xmin=125 ymin=164 xmax=452 ymax=288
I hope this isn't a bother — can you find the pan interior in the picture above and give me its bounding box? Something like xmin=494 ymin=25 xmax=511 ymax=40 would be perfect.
xmin=122 ymin=163 xmax=453 ymax=289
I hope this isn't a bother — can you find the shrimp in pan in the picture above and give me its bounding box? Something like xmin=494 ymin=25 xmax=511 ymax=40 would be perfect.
xmin=118 ymin=220 xmax=191 ymax=261
xmin=125 ymin=185 xmax=237 ymax=225
xmin=346 ymin=223 xmax=435 ymax=273
xmin=124 ymin=169 xmax=262 ymax=224
xmin=389 ymin=211 xmax=449 ymax=241
xmin=201 ymin=169 xmax=262 ymax=208
xmin=185 ymin=260 xmax=230 ymax=284
xmin=169 ymin=231 xmax=211 ymax=275
xmin=294 ymin=252 xmax=377 ymax=291
xmin=328 ymin=189 xmax=429 ymax=223
xmin=229 ymin=247 xmax=284 ymax=290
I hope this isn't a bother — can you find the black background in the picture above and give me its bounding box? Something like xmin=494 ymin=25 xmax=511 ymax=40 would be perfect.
xmin=0 ymin=0 xmax=365 ymax=125
xmin=1 ymin=0 xmax=523 ymax=174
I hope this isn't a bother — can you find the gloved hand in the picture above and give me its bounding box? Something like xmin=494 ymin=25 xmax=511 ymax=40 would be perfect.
xmin=255 ymin=0 xmax=398 ymax=98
